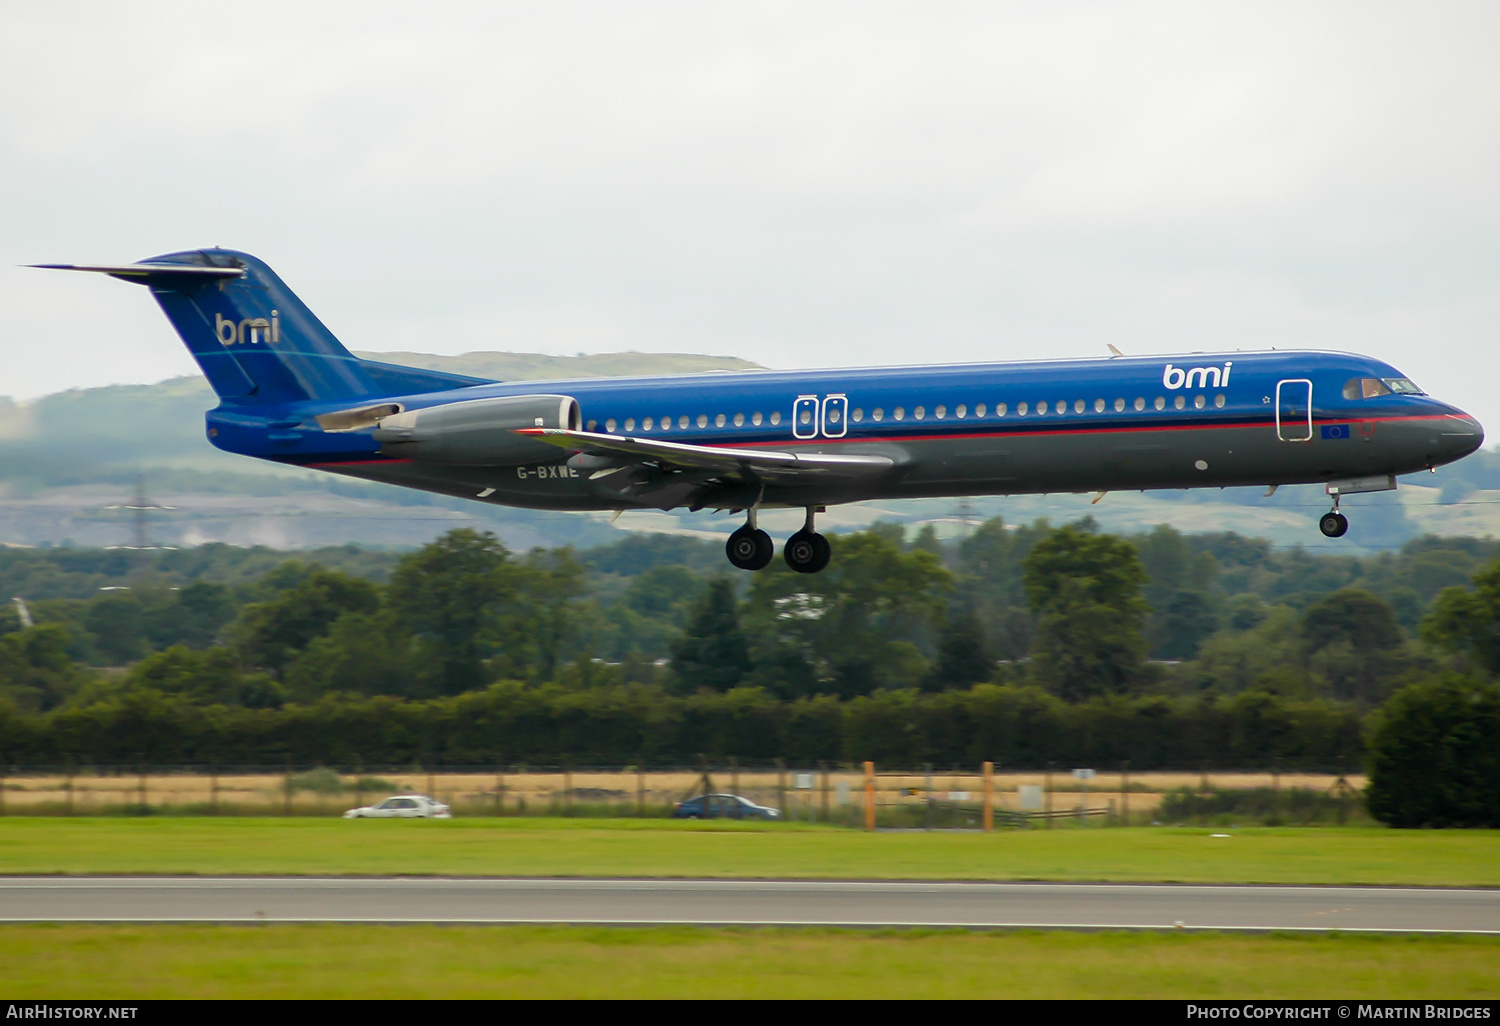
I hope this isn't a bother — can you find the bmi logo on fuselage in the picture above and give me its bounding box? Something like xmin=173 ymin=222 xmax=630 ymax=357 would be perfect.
xmin=216 ymin=311 xmax=280 ymax=346
xmin=1162 ymin=362 xmax=1232 ymax=390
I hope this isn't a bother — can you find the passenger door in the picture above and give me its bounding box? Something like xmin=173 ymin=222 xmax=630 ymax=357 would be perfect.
xmin=1276 ymin=379 xmax=1313 ymax=442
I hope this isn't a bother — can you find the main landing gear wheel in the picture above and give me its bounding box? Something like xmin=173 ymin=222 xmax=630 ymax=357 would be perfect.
xmin=784 ymin=506 xmax=832 ymax=574
xmin=783 ymin=530 xmax=831 ymax=573
xmin=1319 ymin=511 xmax=1349 ymax=538
xmin=726 ymin=524 xmax=774 ymax=570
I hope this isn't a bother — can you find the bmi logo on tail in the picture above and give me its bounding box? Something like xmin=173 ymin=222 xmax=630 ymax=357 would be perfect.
xmin=216 ymin=311 xmax=280 ymax=346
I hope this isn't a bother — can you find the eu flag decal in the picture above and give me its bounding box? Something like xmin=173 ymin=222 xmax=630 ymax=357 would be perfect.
xmin=1321 ymin=424 xmax=1351 ymax=440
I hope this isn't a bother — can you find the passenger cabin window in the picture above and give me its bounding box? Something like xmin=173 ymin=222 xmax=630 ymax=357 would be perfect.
xmin=914 ymin=406 xmax=926 ymax=420
xmin=976 ymin=403 xmax=987 ymax=417
xmin=893 ymin=407 xmax=905 ymax=421
xmin=753 ymin=412 xmax=763 ymax=425
xmin=770 ymin=411 xmax=782 ymax=425
xmin=660 ymin=416 xmax=671 ymax=431
xmin=624 ymin=418 xmax=635 ymax=431
xmin=995 ymin=403 xmax=1006 ymax=416
xmin=872 ymin=408 xmax=884 ymax=421
xmin=643 ymin=417 xmax=654 ymax=430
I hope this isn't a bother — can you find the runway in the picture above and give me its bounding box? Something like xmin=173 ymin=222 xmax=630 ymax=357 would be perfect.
xmin=0 ymin=877 xmax=1496 ymax=932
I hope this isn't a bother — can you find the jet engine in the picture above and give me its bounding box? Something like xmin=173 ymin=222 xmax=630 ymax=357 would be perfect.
xmin=371 ymin=394 xmax=580 ymax=466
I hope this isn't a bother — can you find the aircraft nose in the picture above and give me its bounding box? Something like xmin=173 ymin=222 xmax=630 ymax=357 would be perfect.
xmin=1438 ymin=412 xmax=1484 ymax=461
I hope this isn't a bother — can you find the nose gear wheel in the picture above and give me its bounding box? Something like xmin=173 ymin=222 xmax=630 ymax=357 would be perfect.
xmin=1319 ymin=511 xmax=1349 ymax=538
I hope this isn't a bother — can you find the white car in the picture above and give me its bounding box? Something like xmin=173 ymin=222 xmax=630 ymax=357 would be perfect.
xmin=343 ymin=795 xmax=452 ymax=819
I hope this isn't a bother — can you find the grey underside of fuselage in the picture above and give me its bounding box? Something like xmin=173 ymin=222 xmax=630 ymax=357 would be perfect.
xmin=309 ymin=418 xmax=1444 ymax=513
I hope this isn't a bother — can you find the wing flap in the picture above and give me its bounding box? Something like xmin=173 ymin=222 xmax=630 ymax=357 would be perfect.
xmin=515 ymin=427 xmax=895 ymax=479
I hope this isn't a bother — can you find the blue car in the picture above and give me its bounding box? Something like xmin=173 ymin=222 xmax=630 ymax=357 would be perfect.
xmin=672 ymin=794 xmax=781 ymax=820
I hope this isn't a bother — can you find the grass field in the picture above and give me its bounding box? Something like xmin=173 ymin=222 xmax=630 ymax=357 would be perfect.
xmin=1 ymin=925 xmax=1495 ymax=998
xmin=1 ymin=817 xmax=1497 ymax=886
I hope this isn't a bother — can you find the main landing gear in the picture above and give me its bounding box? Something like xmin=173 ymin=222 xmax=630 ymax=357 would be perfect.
xmin=783 ymin=506 xmax=832 ymax=575
xmin=726 ymin=509 xmax=774 ymax=571
xmin=1319 ymin=496 xmax=1349 ymax=538
xmin=725 ymin=507 xmax=832 ymax=573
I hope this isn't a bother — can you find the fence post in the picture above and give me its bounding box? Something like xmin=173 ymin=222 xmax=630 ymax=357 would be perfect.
xmin=426 ymin=761 xmax=436 ymax=804
xmin=819 ymin=761 xmax=830 ymax=823
xmin=982 ymin=761 xmax=993 ymax=833
xmin=863 ymin=761 xmax=875 ymax=831
xmin=1121 ymin=760 xmax=1130 ymax=827
xmin=496 ymin=757 xmax=505 ymax=816
xmin=730 ymin=756 xmax=739 ymax=801
xmin=776 ymin=759 xmax=786 ymax=822
xmin=0 ymin=756 xmax=6 ymax=817
xmin=210 ymin=757 xmax=219 ymax=816
xmin=636 ymin=763 xmax=644 ymax=817
xmin=1045 ymin=763 xmax=1053 ymax=828
xmin=924 ymin=763 xmax=933 ymax=831
xmin=138 ymin=757 xmax=148 ymax=815
xmin=65 ymin=755 xmax=74 ymax=817
xmin=284 ymin=755 xmax=293 ymax=817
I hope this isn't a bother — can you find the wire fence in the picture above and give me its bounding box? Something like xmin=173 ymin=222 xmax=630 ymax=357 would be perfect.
xmin=0 ymin=759 xmax=1369 ymax=827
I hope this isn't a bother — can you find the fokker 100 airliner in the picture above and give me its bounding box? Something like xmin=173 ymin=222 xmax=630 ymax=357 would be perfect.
xmin=36 ymin=249 xmax=1484 ymax=573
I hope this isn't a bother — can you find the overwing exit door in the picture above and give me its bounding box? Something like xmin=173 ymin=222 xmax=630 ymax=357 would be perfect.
xmin=793 ymin=395 xmax=820 ymax=439
xmin=1276 ymin=379 xmax=1313 ymax=442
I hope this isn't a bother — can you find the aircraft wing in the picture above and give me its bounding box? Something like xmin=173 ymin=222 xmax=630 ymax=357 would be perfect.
xmin=514 ymin=427 xmax=895 ymax=480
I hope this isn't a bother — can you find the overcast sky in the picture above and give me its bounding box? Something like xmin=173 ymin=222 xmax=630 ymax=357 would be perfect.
xmin=2 ymin=2 xmax=1498 ymax=429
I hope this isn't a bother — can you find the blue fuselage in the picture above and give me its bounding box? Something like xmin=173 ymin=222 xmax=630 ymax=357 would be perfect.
xmin=206 ymin=348 xmax=1482 ymax=512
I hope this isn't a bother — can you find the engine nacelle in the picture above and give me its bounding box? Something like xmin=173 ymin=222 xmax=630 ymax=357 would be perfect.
xmin=372 ymin=394 xmax=580 ymax=466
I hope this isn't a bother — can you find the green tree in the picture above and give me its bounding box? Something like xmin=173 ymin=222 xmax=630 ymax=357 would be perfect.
xmin=744 ymin=530 xmax=950 ymax=697
xmin=231 ymin=569 xmax=381 ymax=677
xmin=1023 ymin=525 xmax=1150 ymax=701
xmin=386 ymin=529 xmax=514 ymax=695
xmin=670 ymin=578 xmax=750 ymax=692
xmin=1301 ymin=588 xmax=1405 ymax=705
xmin=83 ymin=592 xmax=145 ymax=664
xmin=1423 ymin=557 xmax=1500 ymax=674
xmin=0 ymin=624 xmax=86 ymax=712
xmin=1366 ymin=674 xmax=1500 ymax=827
xmin=927 ymin=609 xmax=993 ymax=690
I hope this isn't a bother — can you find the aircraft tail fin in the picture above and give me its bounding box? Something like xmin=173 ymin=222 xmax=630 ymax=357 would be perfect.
xmin=33 ymin=250 xmax=491 ymax=404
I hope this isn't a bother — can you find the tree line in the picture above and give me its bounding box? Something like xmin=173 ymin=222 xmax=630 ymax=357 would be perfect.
xmin=0 ymin=519 xmax=1497 ymax=792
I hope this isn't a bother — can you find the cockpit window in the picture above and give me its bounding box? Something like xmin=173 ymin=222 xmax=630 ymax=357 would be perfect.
xmin=1343 ymin=378 xmax=1393 ymax=400
xmin=1383 ymin=378 xmax=1424 ymax=395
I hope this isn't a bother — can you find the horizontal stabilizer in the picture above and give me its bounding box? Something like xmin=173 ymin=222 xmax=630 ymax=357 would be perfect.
xmin=29 ymin=263 xmax=245 ymax=283
xmin=516 ymin=427 xmax=896 ymax=479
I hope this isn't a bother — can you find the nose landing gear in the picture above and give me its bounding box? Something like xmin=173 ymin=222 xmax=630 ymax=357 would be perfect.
xmin=783 ymin=507 xmax=831 ymax=574
xmin=1319 ymin=496 xmax=1349 ymax=538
